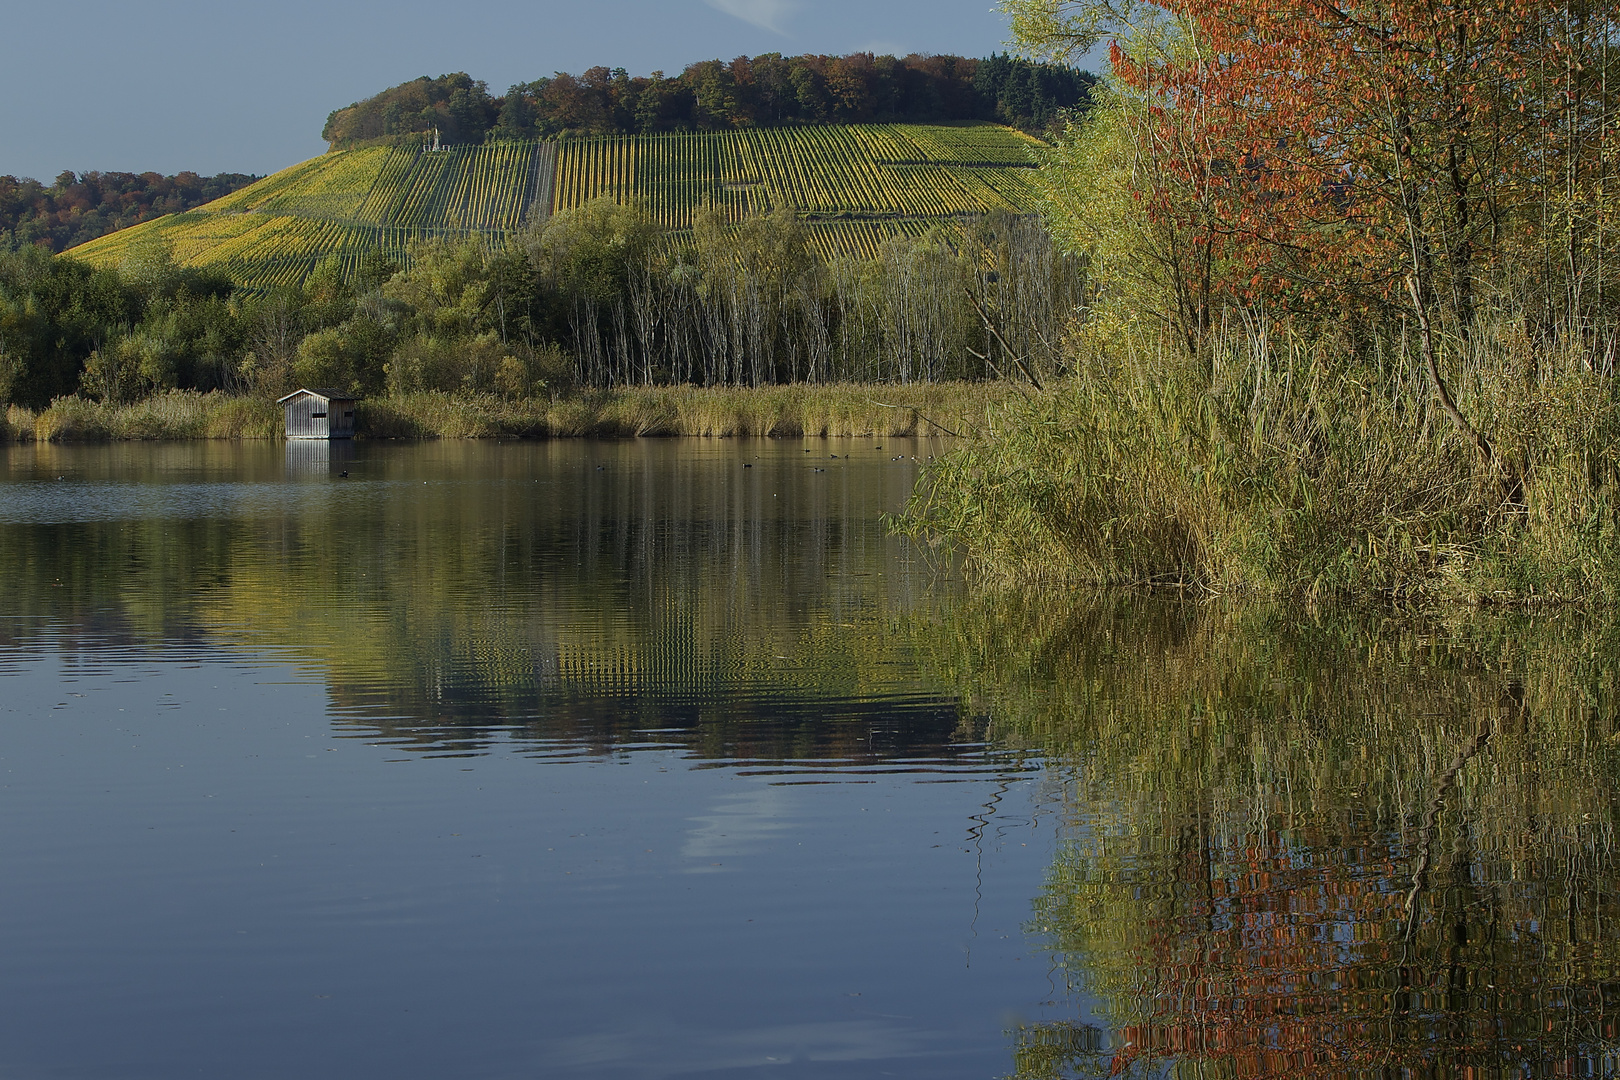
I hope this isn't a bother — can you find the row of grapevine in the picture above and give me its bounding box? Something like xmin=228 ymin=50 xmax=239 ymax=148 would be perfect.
xmin=389 ymin=150 xmax=455 ymax=229
xmin=633 ymin=133 xmax=739 ymax=228
xmin=347 ymin=145 xmax=552 ymax=230
xmin=548 ymin=124 xmax=1044 ymax=229
xmin=552 ymin=136 xmax=638 ymax=213
xmin=747 ymin=127 xmax=946 ymax=217
xmin=803 ymin=218 xmax=937 ymax=261
xmin=68 ymin=124 xmax=1046 ymax=291
xmin=252 ymin=146 xmax=392 ymax=219
xmin=525 ymin=143 xmax=558 ymax=227
xmin=438 ymin=143 xmax=538 ymax=228
xmin=951 ymin=166 xmax=1045 ymax=212
xmin=200 ymin=157 xmax=333 ymax=214
xmin=893 ymin=124 xmax=1042 ymax=166
xmin=353 ymin=147 xmax=424 ymax=225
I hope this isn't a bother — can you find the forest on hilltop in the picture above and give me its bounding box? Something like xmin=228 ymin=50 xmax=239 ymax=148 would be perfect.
xmin=322 ymin=53 xmax=1093 ymax=147
xmin=0 ymin=171 xmax=259 ymax=254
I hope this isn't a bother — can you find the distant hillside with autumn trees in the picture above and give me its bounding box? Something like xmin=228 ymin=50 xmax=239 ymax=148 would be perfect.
xmin=322 ymin=53 xmax=1094 ymax=147
xmin=0 ymin=171 xmax=259 ymax=254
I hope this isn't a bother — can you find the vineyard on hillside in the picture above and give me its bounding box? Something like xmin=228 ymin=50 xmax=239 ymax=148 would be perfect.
xmin=71 ymin=123 xmax=1045 ymax=288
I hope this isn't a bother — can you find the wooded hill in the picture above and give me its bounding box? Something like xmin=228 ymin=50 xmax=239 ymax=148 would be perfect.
xmin=1 ymin=170 xmax=259 ymax=254
xmin=70 ymin=122 xmax=1050 ymax=293
xmin=322 ymin=54 xmax=1094 ymax=147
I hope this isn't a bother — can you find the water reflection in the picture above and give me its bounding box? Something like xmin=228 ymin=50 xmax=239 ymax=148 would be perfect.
xmin=926 ymin=596 xmax=1620 ymax=1077
xmin=7 ymin=442 xmax=1620 ymax=1077
xmin=283 ymin=438 xmax=356 ymax=478
xmin=0 ymin=439 xmax=1044 ymax=1080
xmin=0 ymin=438 xmax=990 ymax=772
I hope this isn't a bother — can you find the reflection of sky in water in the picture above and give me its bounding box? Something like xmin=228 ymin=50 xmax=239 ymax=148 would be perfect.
xmin=545 ymin=1018 xmax=939 ymax=1076
xmin=682 ymin=787 xmax=797 ymax=867
xmin=0 ymin=651 xmax=1054 ymax=1080
xmin=0 ymin=480 xmax=433 ymax=523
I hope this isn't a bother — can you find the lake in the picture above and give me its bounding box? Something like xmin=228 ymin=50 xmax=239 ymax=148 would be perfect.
xmin=0 ymin=438 xmax=1616 ymax=1079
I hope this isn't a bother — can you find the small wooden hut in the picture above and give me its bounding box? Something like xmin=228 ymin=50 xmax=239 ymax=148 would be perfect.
xmin=278 ymin=388 xmax=357 ymax=440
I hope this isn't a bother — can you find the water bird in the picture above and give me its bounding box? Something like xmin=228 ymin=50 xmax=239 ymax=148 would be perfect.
xmin=829 ymin=454 xmax=839 ymax=459
xmin=338 ymin=470 xmax=348 ymax=477
xmin=743 ymin=463 xmax=753 ymax=468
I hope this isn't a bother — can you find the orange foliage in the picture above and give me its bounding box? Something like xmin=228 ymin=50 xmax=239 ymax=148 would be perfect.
xmin=1108 ymin=0 xmax=1610 ymax=321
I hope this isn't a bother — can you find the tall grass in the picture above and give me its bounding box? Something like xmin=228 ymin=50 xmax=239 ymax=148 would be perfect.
xmin=26 ymin=391 xmax=283 ymax=442
xmin=12 ymin=383 xmax=1008 ymax=443
xmin=361 ymin=383 xmax=1004 ymax=439
xmin=901 ymin=313 xmax=1620 ymax=603
xmin=1 ymin=405 xmax=35 ymax=443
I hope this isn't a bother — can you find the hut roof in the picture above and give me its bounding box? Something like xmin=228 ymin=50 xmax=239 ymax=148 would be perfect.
xmin=276 ymin=388 xmax=356 ymax=404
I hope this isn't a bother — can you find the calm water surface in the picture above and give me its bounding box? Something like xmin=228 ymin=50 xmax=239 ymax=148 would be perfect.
xmin=0 ymin=438 xmax=1056 ymax=1080
xmin=1 ymin=439 xmax=1617 ymax=1079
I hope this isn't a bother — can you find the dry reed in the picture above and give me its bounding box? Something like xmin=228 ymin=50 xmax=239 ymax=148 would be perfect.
xmin=13 ymin=383 xmax=1008 ymax=444
xmin=28 ymin=391 xmax=282 ymax=442
xmin=1 ymin=405 xmax=35 ymax=443
xmin=359 ymin=383 xmax=1006 ymax=440
xmin=902 ymin=313 xmax=1620 ymax=603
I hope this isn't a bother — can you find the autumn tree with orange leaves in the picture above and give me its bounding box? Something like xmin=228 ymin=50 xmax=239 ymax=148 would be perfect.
xmin=1013 ymin=0 xmax=1618 ymax=319
xmin=1009 ymin=0 xmax=1618 ymax=475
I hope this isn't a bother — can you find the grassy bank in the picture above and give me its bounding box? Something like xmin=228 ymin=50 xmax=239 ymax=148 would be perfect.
xmin=900 ymin=317 xmax=1620 ymax=604
xmin=3 ymin=392 xmax=284 ymax=443
xmin=0 ymin=382 xmax=1008 ymax=444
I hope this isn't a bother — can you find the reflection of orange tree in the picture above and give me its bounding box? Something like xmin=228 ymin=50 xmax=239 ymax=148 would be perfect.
xmin=911 ymin=593 xmax=1620 ymax=1079
xmin=1033 ymin=813 xmax=1619 ymax=1078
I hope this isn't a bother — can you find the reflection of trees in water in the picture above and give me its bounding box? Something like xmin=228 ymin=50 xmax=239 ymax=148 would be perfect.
xmin=921 ymin=595 xmax=1620 ymax=1078
xmin=1025 ymin=804 xmax=1619 ymax=1077
xmin=0 ymin=442 xmax=995 ymax=767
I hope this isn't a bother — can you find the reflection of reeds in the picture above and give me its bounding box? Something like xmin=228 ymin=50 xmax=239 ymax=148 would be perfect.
xmin=923 ymin=593 xmax=1620 ymax=834
xmin=914 ymin=593 xmax=1620 ymax=1078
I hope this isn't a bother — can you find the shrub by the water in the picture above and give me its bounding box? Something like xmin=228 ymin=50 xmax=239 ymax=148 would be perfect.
xmin=901 ymin=318 xmax=1620 ymax=603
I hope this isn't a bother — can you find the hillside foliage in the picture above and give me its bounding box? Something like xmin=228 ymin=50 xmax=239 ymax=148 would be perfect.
xmin=1 ymin=171 xmax=258 ymax=254
xmin=321 ymin=54 xmax=1095 ymax=147
xmin=70 ymin=124 xmax=1050 ymax=292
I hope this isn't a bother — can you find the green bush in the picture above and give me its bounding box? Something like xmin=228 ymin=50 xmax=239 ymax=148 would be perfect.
xmin=901 ymin=318 xmax=1620 ymax=603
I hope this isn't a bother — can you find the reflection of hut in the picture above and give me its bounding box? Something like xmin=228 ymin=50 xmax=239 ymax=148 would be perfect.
xmin=278 ymin=388 xmax=357 ymax=440
xmin=284 ymin=437 xmax=355 ymax=478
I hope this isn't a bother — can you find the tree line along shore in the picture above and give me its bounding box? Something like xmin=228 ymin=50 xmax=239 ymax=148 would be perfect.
xmin=0 ymin=196 xmax=1071 ymax=419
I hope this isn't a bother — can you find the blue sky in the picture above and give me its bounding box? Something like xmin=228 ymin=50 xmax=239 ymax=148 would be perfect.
xmin=1 ymin=0 xmax=1024 ymax=183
